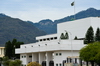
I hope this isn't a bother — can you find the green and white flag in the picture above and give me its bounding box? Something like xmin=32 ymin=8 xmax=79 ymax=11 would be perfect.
xmin=71 ymin=1 xmax=74 ymax=6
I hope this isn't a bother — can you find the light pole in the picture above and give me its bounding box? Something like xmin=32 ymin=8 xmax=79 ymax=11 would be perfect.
xmin=65 ymin=30 xmax=73 ymax=63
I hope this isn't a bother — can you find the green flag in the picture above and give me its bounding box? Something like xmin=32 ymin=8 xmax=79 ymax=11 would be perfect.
xmin=71 ymin=1 xmax=74 ymax=6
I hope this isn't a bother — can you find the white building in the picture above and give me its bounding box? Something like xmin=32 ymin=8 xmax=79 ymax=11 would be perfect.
xmin=15 ymin=17 xmax=100 ymax=66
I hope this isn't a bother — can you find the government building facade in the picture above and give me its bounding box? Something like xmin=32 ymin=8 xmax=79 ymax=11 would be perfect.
xmin=15 ymin=17 xmax=100 ymax=66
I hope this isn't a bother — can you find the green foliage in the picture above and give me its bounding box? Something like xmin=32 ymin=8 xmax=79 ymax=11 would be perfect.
xmin=65 ymin=32 xmax=69 ymax=39
xmin=9 ymin=60 xmax=22 ymax=66
xmin=60 ymin=32 xmax=69 ymax=39
xmin=60 ymin=33 xmax=65 ymax=39
xmin=27 ymin=62 xmax=41 ymax=66
xmin=84 ymin=26 xmax=94 ymax=44
xmin=80 ymin=42 xmax=100 ymax=64
xmin=74 ymin=36 xmax=78 ymax=40
xmin=5 ymin=39 xmax=24 ymax=59
xmin=2 ymin=58 xmax=22 ymax=66
xmin=95 ymin=28 xmax=100 ymax=41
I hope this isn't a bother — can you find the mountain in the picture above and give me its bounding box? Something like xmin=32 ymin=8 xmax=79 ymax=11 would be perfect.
xmin=0 ymin=14 xmax=46 ymax=46
xmin=28 ymin=8 xmax=100 ymax=34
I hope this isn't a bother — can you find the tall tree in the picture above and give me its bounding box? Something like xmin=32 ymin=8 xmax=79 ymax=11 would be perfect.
xmin=5 ymin=39 xmax=24 ymax=59
xmin=95 ymin=28 xmax=100 ymax=41
xmin=60 ymin=33 xmax=65 ymax=39
xmin=84 ymin=26 xmax=94 ymax=44
xmin=65 ymin=32 xmax=69 ymax=39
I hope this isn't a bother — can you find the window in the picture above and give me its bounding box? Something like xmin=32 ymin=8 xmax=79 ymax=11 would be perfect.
xmin=22 ymin=56 xmax=23 ymax=58
xmin=59 ymin=53 xmax=62 ymax=56
xmin=51 ymin=38 xmax=53 ymax=40
xmin=56 ymin=53 xmax=58 ymax=56
xmin=43 ymin=39 xmax=46 ymax=41
xmin=54 ymin=37 xmax=57 ymax=39
xmin=24 ymin=56 xmax=26 ymax=58
xmin=47 ymin=38 xmax=50 ymax=40
xmin=56 ymin=64 xmax=58 ymax=66
xmin=59 ymin=63 xmax=62 ymax=66
xmin=29 ymin=55 xmax=32 ymax=58
xmin=40 ymin=39 xmax=42 ymax=41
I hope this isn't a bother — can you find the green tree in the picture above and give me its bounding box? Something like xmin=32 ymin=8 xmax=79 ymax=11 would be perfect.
xmin=80 ymin=42 xmax=100 ymax=66
xmin=27 ymin=62 xmax=41 ymax=66
xmin=5 ymin=39 xmax=24 ymax=59
xmin=95 ymin=28 xmax=100 ymax=41
xmin=84 ymin=26 xmax=94 ymax=44
xmin=74 ymin=36 xmax=78 ymax=40
xmin=65 ymin=32 xmax=69 ymax=39
xmin=60 ymin=33 xmax=65 ymax=39
xmin=2 ymin=57 xmax=22 ymax=66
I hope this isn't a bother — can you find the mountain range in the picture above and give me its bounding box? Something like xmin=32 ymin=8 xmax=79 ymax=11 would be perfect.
xmin=0 ymin=14 xmax=46 ymax=46
xmin=27 ymin=8 xmax=100 ymax=34
xmin=0 ymin=8 xmax=100 ymax=46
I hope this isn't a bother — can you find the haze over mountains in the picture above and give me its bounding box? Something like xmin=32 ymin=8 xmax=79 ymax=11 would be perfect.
xmin=27 ymin=8 xmax=100 ymax=34
xmin=0 ymin=8 xmax=100 ymax=46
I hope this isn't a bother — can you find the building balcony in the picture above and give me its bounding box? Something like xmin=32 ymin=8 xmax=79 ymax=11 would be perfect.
xmin=15 ymin=40 xmax=85 ymax=54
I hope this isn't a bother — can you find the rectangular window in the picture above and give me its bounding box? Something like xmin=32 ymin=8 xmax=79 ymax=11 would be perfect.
xmin=24 ymin=56 xmax=26 ymax=58
xmin=22 ymin=56 xmax=23 ymax=58
xmin=29 ymin=55 xmax=32 ymax=58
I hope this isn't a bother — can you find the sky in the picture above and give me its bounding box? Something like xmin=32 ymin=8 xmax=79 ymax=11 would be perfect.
xmin=0 ymin=0 xmax=100 ymax=23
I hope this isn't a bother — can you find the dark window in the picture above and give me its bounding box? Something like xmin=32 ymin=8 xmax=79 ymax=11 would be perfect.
xmin=54 ymin=37 xmax=57 ymax=39
xmin=22 ymin=56 xmax=23 ymax=58
xmin=59 ymin=63 xmax=62 ymax=66
xmin=56 ymin=53 xmax=58 ymax=56
xmin=51 ymin=38 xmax=53 ymax=40
xmin=24 ymin=56 xmax=26 ymax=58
xmin=59 ymin=53 xmax=62 ymax=55
xmin=29 ymin=55 xmax=32 ymax=58
xmin=43 ymin=39 xmax=46 ymax=41
xmin=47 ymin=38 xmax=50 ymax=40
xmin=56 ymin=64 xmax=58 ymax=66
xmin=40 ymin=39 xmax=42 ymax=41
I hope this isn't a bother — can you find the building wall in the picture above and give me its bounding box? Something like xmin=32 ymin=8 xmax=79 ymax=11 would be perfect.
xmin=57 ymin=17 xmax=100 ymax=39
xmin=0 ymin=47 xmax=5 ymax=57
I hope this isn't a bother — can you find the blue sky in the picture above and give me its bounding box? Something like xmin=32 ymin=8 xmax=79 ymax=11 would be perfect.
xmin=0 ymin=0 xmax=100 ymax=22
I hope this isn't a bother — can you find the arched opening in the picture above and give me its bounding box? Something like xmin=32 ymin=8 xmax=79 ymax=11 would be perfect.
xmin=42 ymin=61 xmax=46 ymax=66
xmin=49 ymin=61 xmax=54 ymax=66
xmin=62 ymin=60 xmax=66 ymax=66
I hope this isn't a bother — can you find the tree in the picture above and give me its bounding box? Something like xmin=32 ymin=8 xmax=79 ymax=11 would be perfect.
xmin=2 ymin=56 xmax=22 ymax=66
xmin=65 ymin=32 xmax=69 ymax=39
xmin=95 ymin=28 xmax=100 ymax=41
xmin=5 ymin=39 xmax=24 ymax=59
xmin=84 ymin=26 xmax=94 ymax=44
xmin=27 ymin=62 xmax=41 ymax=66
xmin=60 ymin=33 xmax=65 ymax=39
xmin=74 ymin=36 xmax=78 ymax=40
xmin=80 ymin=42 xmax=100 ymax=66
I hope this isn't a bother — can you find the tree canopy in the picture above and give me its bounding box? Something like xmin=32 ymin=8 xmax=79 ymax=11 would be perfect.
xmin=27 ymin=62 xmax=41 ymax=66
xmin=80 ymin=42 xmax=100 ymax=65
xmin=84 ymin=26 xmax=94 ymax=44
xmin=95 ymin=28 xmax=100 ymax=41
xmin=5 ymin=39 xmax=24 ymax=59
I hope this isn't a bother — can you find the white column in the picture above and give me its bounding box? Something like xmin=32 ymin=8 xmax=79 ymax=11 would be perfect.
xmin=39 ymin=52 xmax=45 ymax=65
xmin=46 ymin=52 xmax=53 ymax=66
xmin=0 ymin=48 xmax=1 ymax=55
xmin=32 ymin=53 xmax=38 ymax=62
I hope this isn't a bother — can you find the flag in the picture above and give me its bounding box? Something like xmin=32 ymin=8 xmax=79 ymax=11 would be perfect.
xmin=71 ymin=1 xmax=74 ymax=6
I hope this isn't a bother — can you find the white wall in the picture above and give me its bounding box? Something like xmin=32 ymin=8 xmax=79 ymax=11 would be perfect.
xmin=57 ymin=17 xmax=100 ymax=39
